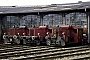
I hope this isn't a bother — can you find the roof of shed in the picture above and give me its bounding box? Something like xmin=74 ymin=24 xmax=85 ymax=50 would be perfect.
xmin=0 ymin=1 xmax=90 ymax=14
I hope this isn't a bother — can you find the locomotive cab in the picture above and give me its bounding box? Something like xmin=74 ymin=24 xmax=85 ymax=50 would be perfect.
xmin=58 ymin=26 xmax=86 ymax=46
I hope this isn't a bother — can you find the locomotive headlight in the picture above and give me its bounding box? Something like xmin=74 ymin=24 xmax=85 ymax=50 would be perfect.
xmin=4 ymin=33 xmax=6 ymax=35
xmin=10 ymin=38 xmax=12 ymax=42
xmin=62 ymin=32 xmax=65 ymax=35
xmin=23 ymin=33 xmax=25 ymax=35
xmin=18 ymin=33 xmax=20 ymax=35
xmin=46 ymin=32 xmax=49 ymax=34
xmin=38 ymin=33 xmax=40 ymax=36
xmin=83 ymin=34 xmax=86 ymax=36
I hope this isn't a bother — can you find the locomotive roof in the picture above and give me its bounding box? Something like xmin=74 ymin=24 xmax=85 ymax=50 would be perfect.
xmin=60 ymin=25 xmax=78 ymax=28
xmin=39 ymin=26 xmax=48 ymax=28
xmin=0 ymin=1 xmax=90 ymax=14
xmin=19 ymin=26 xmax=27 ymax=28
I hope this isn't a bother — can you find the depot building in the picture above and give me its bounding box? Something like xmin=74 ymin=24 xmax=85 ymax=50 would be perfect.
xmin=0 ymin=1 xmax=90 ymax=43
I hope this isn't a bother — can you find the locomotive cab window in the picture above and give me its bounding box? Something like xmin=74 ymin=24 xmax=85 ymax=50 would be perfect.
xmin=48 ymin=29 xmax=52 ymax=33
xmin=72 ymin=29 xmax=77 ymax=34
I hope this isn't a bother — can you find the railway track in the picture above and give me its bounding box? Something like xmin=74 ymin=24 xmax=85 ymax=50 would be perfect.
xmin=0 ymin=44 xmax=90 ymax=60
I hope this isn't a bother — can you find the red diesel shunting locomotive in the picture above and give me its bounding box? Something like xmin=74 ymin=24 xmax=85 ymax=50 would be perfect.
xmin=2 ymin=25 xmax=88 ymax=46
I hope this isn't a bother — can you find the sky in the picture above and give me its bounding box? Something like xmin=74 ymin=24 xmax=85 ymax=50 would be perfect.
xmin=0 ymin=0 xmax=90 ymax=6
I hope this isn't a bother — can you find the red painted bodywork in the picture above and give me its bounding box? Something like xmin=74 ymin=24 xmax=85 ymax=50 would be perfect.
xmin=2 ymin=28 xmax=29 ymax=36
xmin=28 ymin=26 xmax=48 ymax=41
xmin=58 ymin=25 xmax=84 ymax=43
xmin=2 ymin=25 xmax=88 ymax=45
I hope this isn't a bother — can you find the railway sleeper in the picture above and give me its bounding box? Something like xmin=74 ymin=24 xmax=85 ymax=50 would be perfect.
xmin=33 ymin=50 xmax=90 ymax=60
xmin=6 ymin=48 xmax=90 ymax=59
xmin=0 ymin=46 xmax=89 ymax=58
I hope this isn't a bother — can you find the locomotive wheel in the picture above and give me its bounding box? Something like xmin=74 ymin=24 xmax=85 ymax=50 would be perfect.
xmin=56 ymin=40 xmax=61 ymax=46
xmin=46 ymin=39 xmax=51 ymax=46
xmin=36 ymin=40 xmax=40 ymax=45
xmin=60 ymin=39 xmax=65 ymax=46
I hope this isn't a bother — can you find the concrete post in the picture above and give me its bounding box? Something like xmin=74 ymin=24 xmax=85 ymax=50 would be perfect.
xmin=0 ymin=17 xmax=1 ymax=42
xmin=87 ymin=12 xmax=90 ymax=44
xmin=62 ymin=13 xmax=66 ymax=25
xmin=40 ymin=15 xmax=43 ymax=26
xmin=18 ymin=15 xmax=24 ymax=26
